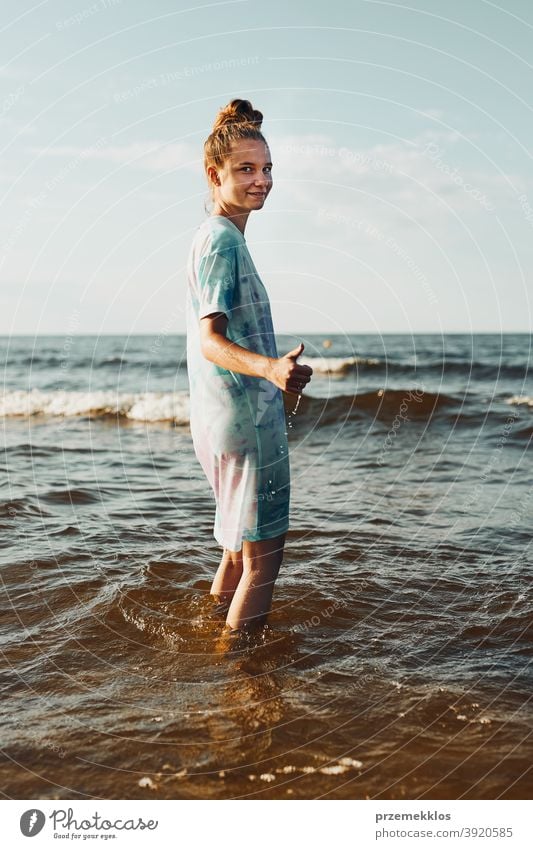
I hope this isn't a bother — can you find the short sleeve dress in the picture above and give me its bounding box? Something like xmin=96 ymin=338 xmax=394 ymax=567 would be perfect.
xmin=185 ymin=214 xmax=290 ymax=552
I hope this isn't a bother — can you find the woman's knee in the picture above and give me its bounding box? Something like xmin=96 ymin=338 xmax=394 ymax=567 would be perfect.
xmin=223 ymin=546 xmax=243 ymax=561
xmin=229 ymin=549 xmax=243 ymax=567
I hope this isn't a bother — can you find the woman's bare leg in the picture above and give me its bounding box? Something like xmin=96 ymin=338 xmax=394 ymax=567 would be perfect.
xmin=210 ymin=547 xmax=243 ymax=604
xmin=224 ymin=532 xmax=286 ymax=632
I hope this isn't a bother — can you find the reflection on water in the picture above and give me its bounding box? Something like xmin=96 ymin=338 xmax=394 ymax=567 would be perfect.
xmin=3 ymin=570 xmax=532 ymax=800
xmin=2 ymin=333 xmax=533 ymax=799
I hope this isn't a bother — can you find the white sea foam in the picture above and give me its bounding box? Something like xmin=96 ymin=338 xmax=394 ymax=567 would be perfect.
xmin=298 ymin=355 xmax=379 ymax=374
xmin=0 ymin=389 xmax=190 ymax=423
xmin=506 ymin=395 xmax=533 ymax=407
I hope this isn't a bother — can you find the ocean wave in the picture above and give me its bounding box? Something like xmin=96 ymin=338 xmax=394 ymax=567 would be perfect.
xmin=300 ymin=357 xmax=531 ymax=380
xmin=297 ymin=355 xmax=380 ymax=374
xmin=0 ymin=387 xmax=497 ymax=427
xmin=506 ymin=395 xmax=533 ymax=407
xmin=7 ymin=353 xmax=529 ymax=381
xmin=0 ymin=389 xmax=190 ymax=423
xmin=296 ymin=388 xmax=457 ymax=425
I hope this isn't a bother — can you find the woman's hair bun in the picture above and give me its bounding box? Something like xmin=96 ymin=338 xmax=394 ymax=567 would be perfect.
xmin=212 ymin=98 xmax=263 ymax=132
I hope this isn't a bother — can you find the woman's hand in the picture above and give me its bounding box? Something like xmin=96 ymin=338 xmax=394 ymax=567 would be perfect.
xmin=268 ymin=342 xmax=313 ymax=396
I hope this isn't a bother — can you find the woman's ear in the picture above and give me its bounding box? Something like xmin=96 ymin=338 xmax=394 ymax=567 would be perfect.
xmin=207 ymin=165 xmax=220 ymax=186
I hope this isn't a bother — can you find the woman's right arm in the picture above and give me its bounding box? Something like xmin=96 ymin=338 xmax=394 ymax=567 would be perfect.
xmin=200 ymin=312 xmax=313 ymax=396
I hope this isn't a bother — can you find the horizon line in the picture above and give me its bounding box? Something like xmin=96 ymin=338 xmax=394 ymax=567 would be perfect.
xmin=1 ymin=330 xmax=532 ymax=337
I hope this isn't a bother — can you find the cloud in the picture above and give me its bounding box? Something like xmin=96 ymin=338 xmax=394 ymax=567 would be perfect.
xmin=27 ymin=140 xmax=200 ymax=172
xmin=267 ymin=128 xmax=517 ymax=228
xmin=25 ymin=128 xmax=523 ymax=227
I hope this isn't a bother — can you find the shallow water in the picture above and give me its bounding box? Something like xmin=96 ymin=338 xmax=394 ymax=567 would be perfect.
xmin=1 ymin=333 xmax=532 ymax=799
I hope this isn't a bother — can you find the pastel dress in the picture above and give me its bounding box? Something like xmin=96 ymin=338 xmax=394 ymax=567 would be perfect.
xmin=185 ymin=214 xmax=290 ymax=552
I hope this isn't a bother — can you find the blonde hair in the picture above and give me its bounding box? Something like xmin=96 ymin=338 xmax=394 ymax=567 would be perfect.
xmin=203 ymin=98 xmax=267 ymax=213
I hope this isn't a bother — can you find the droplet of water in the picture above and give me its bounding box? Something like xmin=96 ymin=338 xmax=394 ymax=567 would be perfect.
xmin=289 ymin=393 xmax=302 ymax=416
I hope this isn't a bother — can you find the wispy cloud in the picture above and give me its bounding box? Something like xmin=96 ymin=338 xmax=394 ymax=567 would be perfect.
xmin=27 ymin=140 xmax=200 ymax=172
xmin=268 ymin=128 xmax=520 ymax=229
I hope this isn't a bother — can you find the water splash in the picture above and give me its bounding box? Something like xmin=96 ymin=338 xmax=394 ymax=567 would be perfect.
xmin=286 ymin=392 xmax=302 ymax=429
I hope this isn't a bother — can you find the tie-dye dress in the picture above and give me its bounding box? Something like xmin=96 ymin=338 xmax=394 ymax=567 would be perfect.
xmin=185 ymin=215 xmax=290 ymax=552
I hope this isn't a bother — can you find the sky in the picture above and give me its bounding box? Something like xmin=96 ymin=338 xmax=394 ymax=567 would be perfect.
xmin=1 ymin=0 xmax=532 ymax=335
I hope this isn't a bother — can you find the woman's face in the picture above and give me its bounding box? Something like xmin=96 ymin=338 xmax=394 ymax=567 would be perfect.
xmin=211 ymin=139 xmax=273 ymax=213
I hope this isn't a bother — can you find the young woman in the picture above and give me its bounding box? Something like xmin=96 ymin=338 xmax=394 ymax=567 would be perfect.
xmin=185 ymin=98 xmax=313 ymax=635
